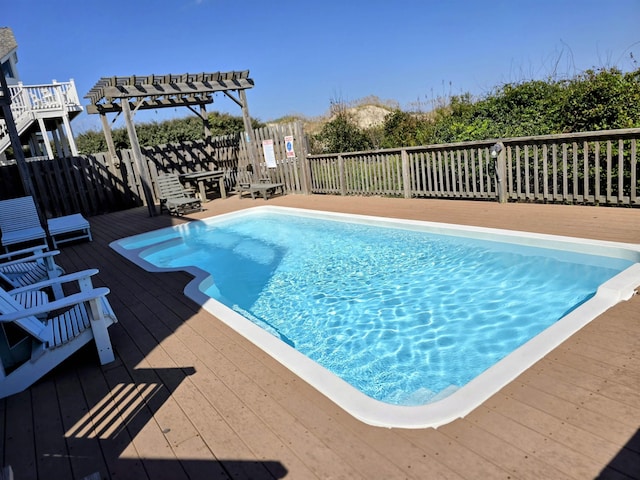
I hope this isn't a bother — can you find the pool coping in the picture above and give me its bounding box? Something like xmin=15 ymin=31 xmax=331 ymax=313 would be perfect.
xmin=110 ymin=206 xmax=640 ymax=429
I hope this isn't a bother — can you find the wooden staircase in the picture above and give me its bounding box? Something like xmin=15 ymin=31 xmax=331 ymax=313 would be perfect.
xmin=0 ymin=81 xmax=83 ymax=158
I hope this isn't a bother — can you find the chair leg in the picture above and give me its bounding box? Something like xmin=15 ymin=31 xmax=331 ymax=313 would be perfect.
xmin=87 ymin=296 xmax=115 ymax=365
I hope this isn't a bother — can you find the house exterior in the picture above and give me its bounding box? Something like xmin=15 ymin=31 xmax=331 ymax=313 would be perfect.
xmin=0 ymin=28 xmax=19 ymax=86
xmin=0 ymin=27 xmax=82 ymax=160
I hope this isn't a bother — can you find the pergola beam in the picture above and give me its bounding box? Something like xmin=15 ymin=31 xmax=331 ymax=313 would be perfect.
xmin=101 ymin=79 xmax=253 ymax=99
xmin=86 ymin=96 xmax=214 ymax=115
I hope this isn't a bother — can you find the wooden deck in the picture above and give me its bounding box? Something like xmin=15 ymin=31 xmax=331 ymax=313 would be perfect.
xmin=2 ymin=195 xmax=640 ymax=480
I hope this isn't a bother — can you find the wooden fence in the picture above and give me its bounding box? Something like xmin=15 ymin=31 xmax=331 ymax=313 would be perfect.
xmin=239 ymin=121 xmax=309 ymax=194
xmin=0 ymin=125 xmax=638 ymax=219
xmin=0 ymin=121 xmax=309 ymax=217
xmin=306 ymin=128 xmax=640 ymax=206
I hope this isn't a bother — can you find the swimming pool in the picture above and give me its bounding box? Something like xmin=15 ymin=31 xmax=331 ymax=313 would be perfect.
xmin=111 ymin=206 xmax=640 ymax=428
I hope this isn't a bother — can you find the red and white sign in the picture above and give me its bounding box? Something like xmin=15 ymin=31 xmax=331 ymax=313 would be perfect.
xmin=284 ymin=135 xmax=295 ymax=158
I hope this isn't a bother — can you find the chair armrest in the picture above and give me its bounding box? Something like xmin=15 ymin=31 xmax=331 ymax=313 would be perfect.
xmin=9 ymin=268 xmax=99 ymax=294
xmin=0 ymin=250 xmax=60 ymax=269
xmin=0 ymin=287 xmax=110 ymax=322
xmin=0 ymin=245 xmax=48 ymax=262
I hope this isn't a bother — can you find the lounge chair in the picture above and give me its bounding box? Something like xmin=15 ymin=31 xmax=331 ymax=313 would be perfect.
xmin=235 ymin=170 xmax=284 ymax=200
xmin=0 ymin=269 xmax=118 ymax=399
xmin=156 ymin=174 xmax=203 ymax=215
xmin=0 ymin=196 xmax=47 ymax=252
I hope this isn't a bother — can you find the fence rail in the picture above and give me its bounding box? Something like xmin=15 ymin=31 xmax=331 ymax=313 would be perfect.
xmin=0 ymin=126 xmax=638 ymax=219
xmin=306 ymin=128 xmax=640 ymax=206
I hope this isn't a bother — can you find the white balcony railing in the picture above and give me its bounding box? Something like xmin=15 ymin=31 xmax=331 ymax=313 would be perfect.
xmin=8 ymin=80 xmax=82 ymax=117
xmin=0 ymin=80 xmax=83 ymax=156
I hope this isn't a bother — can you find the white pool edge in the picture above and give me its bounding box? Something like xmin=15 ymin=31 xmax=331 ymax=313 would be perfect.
xmin=110 ymin=206 xmax=640 ymax=429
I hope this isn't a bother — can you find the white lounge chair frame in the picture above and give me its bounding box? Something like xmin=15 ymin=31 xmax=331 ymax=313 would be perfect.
xmin=0 ymin=196 xmax=47 ymax=252
xmin=0 ymin=269 xmax=118 ymax=399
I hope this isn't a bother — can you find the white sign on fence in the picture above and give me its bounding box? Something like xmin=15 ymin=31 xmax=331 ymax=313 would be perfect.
xmin=262 ymin=139 xmax=277 ymax=168
xmin=284 ymin=135 xmax=295 ymax=158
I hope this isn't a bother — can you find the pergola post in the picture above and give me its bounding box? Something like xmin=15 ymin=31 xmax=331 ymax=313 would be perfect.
xmin=99 ymin=112 xmax=119 ymax=164
xmin=121 ymin=99 xmax=156 ymax=216
xmin=239 ymin=89 xmax=259 ymax=177
xmin=199 ymin=103 xmax=213 ymax=159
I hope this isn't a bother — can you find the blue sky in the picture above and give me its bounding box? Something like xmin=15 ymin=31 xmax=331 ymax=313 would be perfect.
xmin=5 ymin=0 xmax=639 ymax=133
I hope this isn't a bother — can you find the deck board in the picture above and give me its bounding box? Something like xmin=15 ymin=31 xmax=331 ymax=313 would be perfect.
xmin=2 ymin=195 xmax=640 ymax=479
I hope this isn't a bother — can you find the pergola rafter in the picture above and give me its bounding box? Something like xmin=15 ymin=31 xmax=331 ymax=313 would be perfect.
xmin=85 ymin=70 xmax=258 ymax=216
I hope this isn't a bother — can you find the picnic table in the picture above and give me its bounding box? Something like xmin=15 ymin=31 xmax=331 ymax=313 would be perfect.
xmin=180 ymin=170 xmax=226 ymax=201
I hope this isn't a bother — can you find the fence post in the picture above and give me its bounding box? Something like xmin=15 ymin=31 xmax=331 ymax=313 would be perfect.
xmin=295 ymin=120 xmax=311 ymax=194
xmin=338 ymin=154 xmax=346 ymax=195
xmin=401 ymin=149 xmax=411 ymax=198
xmin=491 ymin=141 xmax=507 ymax=203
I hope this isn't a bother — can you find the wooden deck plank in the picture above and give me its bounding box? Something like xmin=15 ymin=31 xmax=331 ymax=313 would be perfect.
xmin=399 ymin=426 xmax=514 ymax=479
xmin=31 ymin=379 xmax=74 ymax=479
xmin=2 ymin=195 xmax=639 ymax=479
xmin=54 ymin=366 xmax=109 ymax=480
xmin=3 ymin=392 xmax=36 ymax=479
xmin=439 ymin=418 xmax=574 ymax=480
xmin=74 ymin=358 xmax=148 ymax=480
xmin=481 ymin=392 xmax=617 ymax=478
xmin=465 ymin=404 xmax=587 ymax=479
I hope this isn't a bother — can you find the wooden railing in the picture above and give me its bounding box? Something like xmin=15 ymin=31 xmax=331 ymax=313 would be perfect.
xmin=306 ymin=128 xmax=640 ymax=206
xmin=0 ymin=126 xmax=638 ymax=218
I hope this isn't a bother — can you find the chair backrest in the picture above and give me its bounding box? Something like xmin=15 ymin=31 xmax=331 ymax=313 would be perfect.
xmin=156 ymin=174 xmax=190 ymax=199
xmin=236 ymin=170 xmax=253 ymax=186
xmin=0 ymin=197 xmax=42 ymax=234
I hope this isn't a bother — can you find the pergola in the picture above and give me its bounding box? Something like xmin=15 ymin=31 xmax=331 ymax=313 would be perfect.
xmin=85 ymin=70 xmax=257 ymax=215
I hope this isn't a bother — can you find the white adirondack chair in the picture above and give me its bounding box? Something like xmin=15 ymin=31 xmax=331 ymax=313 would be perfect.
xmin=0 ymin=269 xmax=118 ymax=399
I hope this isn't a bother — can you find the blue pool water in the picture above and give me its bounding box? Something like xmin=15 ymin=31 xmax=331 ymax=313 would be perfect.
xmin=120 ymin=209 xmax=633 ymax=407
